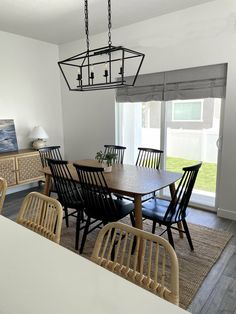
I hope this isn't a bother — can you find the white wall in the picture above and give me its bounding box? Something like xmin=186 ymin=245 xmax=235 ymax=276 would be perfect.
xmin=59 ymin=0 xmax=236 ymax=219
xmin=0 ymin=31 xmax=64 ymax=151
xmin=60 ymin=89 xmax=115 ymax=160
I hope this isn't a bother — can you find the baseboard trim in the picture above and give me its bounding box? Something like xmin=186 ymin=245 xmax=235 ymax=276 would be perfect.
xmin=217 ymin=208 xmax=236 ymax=221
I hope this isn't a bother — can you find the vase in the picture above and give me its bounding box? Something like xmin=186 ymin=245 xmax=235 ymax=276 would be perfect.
xmin=102 ymin=164 xmax=112 ymax=172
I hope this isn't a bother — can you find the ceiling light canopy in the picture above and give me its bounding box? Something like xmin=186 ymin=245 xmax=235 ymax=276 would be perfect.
xmin=58 ymin=0 xmax=145 ymax=91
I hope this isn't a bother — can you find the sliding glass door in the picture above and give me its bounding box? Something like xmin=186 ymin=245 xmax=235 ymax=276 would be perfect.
xmin=116 ymin=98 xmax=223 ymax=209
xmin=165 ymin=98 xmax=222 ymax=208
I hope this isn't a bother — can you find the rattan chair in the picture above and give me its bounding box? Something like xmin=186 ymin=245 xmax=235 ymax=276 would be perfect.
xmin=142 ymin=162 xmax=202 ymax=250
xmin=0 ymin=177 xmax=7 ymax=214
xmin=104 ymin=145 xmax=126 ymax=164
xmin=16 ymin=192 xmax=63 ymax=244
xmin=91 ymin=222 xmax=179 ymax=305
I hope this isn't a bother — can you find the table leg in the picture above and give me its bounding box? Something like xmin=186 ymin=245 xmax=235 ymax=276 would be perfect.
xmin=134 ymin=195 xmax=143 ymax=269
xmin=169 ymin=183 xmax=184 ymax=239
xmin=43 ymin=174 xmax=51 ymax=196
xmin=134 ymin=195 xmax=143 ymax=230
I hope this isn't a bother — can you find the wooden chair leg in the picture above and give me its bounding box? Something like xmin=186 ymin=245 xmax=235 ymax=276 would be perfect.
xmin=182 ymin=219 xmax=194 ymax=251
xmin=75 ymin=210 xmax=81 ymax=250
xmin=64 ymin=206 xmax=69 ymax=227
xmin=80 ymin=210 xmax=84 ymax=222
xmin=152 ymin=221 xmax=157 ymax=234
xmin=110 ymin=227 xmax=116 ymax=261
xmin=130 ymin=212 xmax=135 ymax=227
xmin=167 ymin=226 xmax=175 ymax=249
xmin=79 ymin=217 xmax=90 ymax=254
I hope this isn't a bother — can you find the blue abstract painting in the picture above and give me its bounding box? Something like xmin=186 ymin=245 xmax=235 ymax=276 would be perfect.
xmin=0 ymin=119 xmax=18 ymax=153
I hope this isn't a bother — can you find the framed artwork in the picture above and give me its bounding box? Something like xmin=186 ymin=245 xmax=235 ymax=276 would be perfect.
xmin=0 ymin=119 xmax=18 ymax=153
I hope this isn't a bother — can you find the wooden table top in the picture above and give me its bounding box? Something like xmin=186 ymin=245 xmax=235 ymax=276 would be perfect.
xmin=42 ymin=160 xmax=182 ymax=197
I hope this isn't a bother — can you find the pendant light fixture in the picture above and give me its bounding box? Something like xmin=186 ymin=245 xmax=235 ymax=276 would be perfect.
xmin=58 ymin=0 xmax=145 ymax=91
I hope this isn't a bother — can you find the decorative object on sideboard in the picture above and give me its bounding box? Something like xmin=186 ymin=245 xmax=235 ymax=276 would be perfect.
xmin=29 ymin=126 xmax=48 ymax=150
xmin=95 ymin=150 xmax=117 ymax=172
xmin=58 ymin=0 xmax=145 ymax=92
xmin=0 ymin=119 xmax=18 ymax=153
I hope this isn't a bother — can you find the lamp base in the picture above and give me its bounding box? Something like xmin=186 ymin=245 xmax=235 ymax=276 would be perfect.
xmin=32 ymin=139 xmax=46 ymax=150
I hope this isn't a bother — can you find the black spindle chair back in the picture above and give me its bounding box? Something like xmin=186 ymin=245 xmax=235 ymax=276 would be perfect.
xmin=47 ymin=158 xmax=82 ymax=207
xmin=136 ymin=147 xmax=163 ymax=169
xmin=104 ymin=145 xmax=126 ymax=164
xmin=74 ymin=165 xmax=118 ymax=222
xmin=164 ymin=162 xmax=202 ymax=223
xmin=39 ymin=146 xmax=62 ymax=168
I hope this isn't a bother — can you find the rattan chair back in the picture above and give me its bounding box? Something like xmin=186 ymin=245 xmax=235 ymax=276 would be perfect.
xmin=0 ymin=177 xmax=7 ymax=214
xmin=17 ymin=192 xmax=63 ymax=243
xmin=91 ymin=222 xmax=179 ymax=305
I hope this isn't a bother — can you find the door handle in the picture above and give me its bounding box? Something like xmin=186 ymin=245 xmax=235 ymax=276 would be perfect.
xmin=216 ymin=136 xmax=223 ymax=150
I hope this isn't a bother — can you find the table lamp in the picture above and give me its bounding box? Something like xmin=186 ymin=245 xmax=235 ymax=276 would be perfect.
xmin=29 ymin=126 xmax=48 ymax=150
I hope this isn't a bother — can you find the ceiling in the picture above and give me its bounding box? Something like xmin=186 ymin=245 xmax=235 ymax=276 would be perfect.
xmin=0 ymin=0 xmax=215 ymax=44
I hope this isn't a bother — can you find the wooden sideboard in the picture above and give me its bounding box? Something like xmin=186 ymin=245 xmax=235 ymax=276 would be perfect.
xmin=0 ymin=149 xmax=44 ymax=187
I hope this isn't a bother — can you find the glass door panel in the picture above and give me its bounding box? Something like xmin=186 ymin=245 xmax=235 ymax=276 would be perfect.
xmin=141 ymin=101 xmax=162 ymax=150
xmin=165 ymin=98 xmax=222 ymax=208
xmin=116 ymin=101 xmax=162 ymax=164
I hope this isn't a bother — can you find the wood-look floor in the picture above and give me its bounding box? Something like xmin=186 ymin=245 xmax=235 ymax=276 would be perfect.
xmin=2 ymin=187 xmax=236 ymax=314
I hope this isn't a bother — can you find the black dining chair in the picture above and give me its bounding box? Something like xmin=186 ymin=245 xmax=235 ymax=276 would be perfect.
xmin=38 ymin=146 xmax=62 ymax=168
xmin=104 ymin=145 xmax=126 ymax=164
xmin=135 ymin=147 xmax=164 ymax=202
xmin=47 ymin=158 xmax=84 ymax=250
xmin=38 ymin=146 xmax=62 ymax=195
xmin=136 ymin=147 xmax=163 ymax=169
xmin=142 ymin=162 xmax=202 ymax=250
xmin=73 ymin=163 xmax=135 ymax=254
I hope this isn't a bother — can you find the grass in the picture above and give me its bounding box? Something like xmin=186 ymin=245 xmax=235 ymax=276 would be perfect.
xmin=166 ymin=156 xmax=217 ymax=193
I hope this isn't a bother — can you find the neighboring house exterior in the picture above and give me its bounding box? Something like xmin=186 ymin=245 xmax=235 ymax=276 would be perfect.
xmin=141 ymin=99 xmax=221 ymax=163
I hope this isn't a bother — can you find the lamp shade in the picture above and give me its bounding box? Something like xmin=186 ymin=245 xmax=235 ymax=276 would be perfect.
xmin=29 ymin=126 xmax=48 ymax=140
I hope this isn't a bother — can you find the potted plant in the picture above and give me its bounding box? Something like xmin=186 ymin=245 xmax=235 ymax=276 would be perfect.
xmin=95 ymin=150 xmax=117 ymax=172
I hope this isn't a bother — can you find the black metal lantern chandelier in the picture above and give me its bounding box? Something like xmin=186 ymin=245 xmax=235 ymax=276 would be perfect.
xmin=58 ymin=0 xmax=145 ymax=91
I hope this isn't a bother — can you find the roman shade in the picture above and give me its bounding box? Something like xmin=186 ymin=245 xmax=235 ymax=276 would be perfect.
xmin=116 ymin=63 xmax=227 ymax=102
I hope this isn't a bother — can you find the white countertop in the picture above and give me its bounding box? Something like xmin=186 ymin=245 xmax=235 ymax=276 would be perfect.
xmin=0 ymin=216 xmax=188 ymax=314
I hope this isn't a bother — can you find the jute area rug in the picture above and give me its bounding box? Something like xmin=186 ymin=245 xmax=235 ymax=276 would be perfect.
xmin=60 ymin=218 xmax=232 ymax=309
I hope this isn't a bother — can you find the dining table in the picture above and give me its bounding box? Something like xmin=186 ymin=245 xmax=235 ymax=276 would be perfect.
xmin=0 ymin=215 xmax=189 ymax=314
xmin=41 ymin=160 xmax=183 ymax=234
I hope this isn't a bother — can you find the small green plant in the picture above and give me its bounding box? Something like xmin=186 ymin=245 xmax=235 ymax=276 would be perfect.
xmin=95 ymin=151 xmax=117 ymax=167
xmin=95 ymin=151 xmax=104 ymax=163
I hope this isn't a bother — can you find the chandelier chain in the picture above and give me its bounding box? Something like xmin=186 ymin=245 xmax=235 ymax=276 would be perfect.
xmin=108 ymin=0 xmax=112 ymax=45
xmin=58 ymin=0 xmax=144 ymax=91
xmin=84 ymin=0 xmax=90 ymax=51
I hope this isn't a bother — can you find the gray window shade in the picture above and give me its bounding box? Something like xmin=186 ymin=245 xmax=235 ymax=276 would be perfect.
xmin=116 ymin=63 xmax=227 ymax=102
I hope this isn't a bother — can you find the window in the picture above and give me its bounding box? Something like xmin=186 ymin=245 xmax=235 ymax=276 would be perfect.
xmin=142 ymin=102 xmax=160 ymax=128
xmin=172 ymin=100 xmax=203 ymax=122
